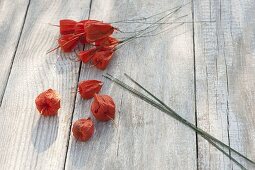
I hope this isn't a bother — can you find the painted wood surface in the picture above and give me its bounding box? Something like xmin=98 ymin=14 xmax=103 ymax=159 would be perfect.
xmin=0 ymin=0 xmax=254 ymax=169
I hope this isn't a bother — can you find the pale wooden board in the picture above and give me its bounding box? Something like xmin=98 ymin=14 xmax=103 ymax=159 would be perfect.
xmin=1 ymin=0 xmax=253 ymax=169
xmin=0 ymin=0 xmax=91 ymax=169
xmin=226 ymin=0 xmax=255 ymax=169
xmin=65 ymin=0 xmax=197 ymax=169
xmin=194 ymin=0 xmax=255 ymax=169
xmin=0 ymin=0 xmax=30 ymax=103
xmin=193 ymin=0 xmax=231 ymax=169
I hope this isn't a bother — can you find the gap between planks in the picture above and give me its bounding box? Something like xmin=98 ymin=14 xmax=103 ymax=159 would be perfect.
xmin=191 ymin=0 xmax=199 ymax=170
xmin=63 ymin=0 xmax=93 ymax=169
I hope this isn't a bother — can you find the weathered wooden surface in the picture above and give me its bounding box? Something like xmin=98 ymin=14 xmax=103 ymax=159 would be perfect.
xmin=65 ymin=0 xmax=197 ymax=169
xmin=0 ymin=0 xmax=254 ymax=169
xmin=0 ymin=0 xmax=91 ymax=169
xmin=0 ymin=0 xmax=30 ymax=102
xmin=194 ymin=0 xmax=255 ymax=169
xmin=194 ymin=0 xmax=231 ymax=169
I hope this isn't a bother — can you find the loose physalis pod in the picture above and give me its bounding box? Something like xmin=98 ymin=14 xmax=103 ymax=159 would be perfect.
xmin=91 ymin=94 xmax=115 ymax=121
xmin=85 ymin=22 xmax=115 ymax=42
xmin=92 ymin=50 xmax=114 ymax=70
xmin=72 ymin=118 xmax=94 ymax=142
xmin=35 ymin=89 xmax=61 ymax=116
xmin=78 ymin=80 xmax=103 ymax=99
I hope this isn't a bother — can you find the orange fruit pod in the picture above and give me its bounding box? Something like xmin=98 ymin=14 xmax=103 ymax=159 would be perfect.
xmin=95 ymin=36 xmax=119 ymax=50
xmin=84 ymin=22 xmax=115 ymax=42
xmin=78 ymin=80 xmax=103 ymax=99
xmin=58 ymin=34 xmax=80 ymax=52
xmin=74 ymin=21 xmax=88 ymax=44
xmin=77 ymin=48 xmax=98 ymax=63
xmin=35 ymin=89 xmax=61 ymax=116
xmin=47 ymin=34 xmax=80 ymax=54
xmin=72 ymin=118 xmax=95 ymax=142
xmin=59 ymin=19 xmax=77 ymax=35
xmin=78 ymin=20 xmax=101 ymax=44
xmin=91 ymin=94 xmax=115 ymax=121
xmin=92 ymin=49 xmax=114 ymax=70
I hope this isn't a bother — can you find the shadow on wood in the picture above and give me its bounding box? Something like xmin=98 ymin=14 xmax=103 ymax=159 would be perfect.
xmin=31 ymin=116 xmax=59 ymax=153
xmin=68 ymin=121 xmax=116 ymax=169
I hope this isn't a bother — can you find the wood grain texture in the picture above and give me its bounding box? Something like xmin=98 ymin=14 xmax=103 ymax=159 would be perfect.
xmin=226 ymin=0 xmax=255 ymax=169
xmin=0 ymin=0 xmax=30 ymax=103
xmin=0 ymin=0 xmax=91 ymax=169
xmin=193 ymin=0 xmax=231 ymax=169
xmin=0 ymin=0 xmax=253 ymax=169
xmin=64 ymin=0 xmax=197 ymax=169
xmin=194 ymin=0 xmax=255 ymax=169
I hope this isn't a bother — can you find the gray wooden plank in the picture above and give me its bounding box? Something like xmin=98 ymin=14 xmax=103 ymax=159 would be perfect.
xmin=0 ymin=0 xmax=30 ymax=104
xmin=194 ymin=0 xmax=255 ymax=169
xmin=65 ymin=0 xmax=197 ymax=169
xmin=0 ymin=0 xmax=91 ymax=169
xmin=193 ymin=0 xmax=231 ymax=169
xmin=226 ymin=0 xmax=255 ymax=169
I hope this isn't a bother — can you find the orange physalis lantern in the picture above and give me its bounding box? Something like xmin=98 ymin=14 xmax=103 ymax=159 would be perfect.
xmin=92 ymin=50 xmax=114 ymax=70
xmin=35 ymin=89 xmax=61 ymax=116
xmin=91 ymin=94 xmax=115 ymax=121
xmin=59 ymin=19 xmax=77 ymax=35
xmin=95 ymin=36 xmax=119 ymax=50
xmin=84 ymin=22 xmax=115 ymax=42
xmin=58 ymin=34 xmax=79 ymax=52
xmin=77 ymin=48 xmax=98 ymax=63
xmin=78 ymin=80 xmax=103 ymax=99
xmin=72 ymin=118 xmax=94 ymax=142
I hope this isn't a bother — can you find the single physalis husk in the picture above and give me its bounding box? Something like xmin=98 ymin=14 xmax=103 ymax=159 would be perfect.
xmin=84 ymin=22 xmax=115 ymax=42
xmin=59 ymin=19 xmax=77 ymax=35
xmin=58 ymin=34 xmax=80 ymax=52
xmin=75 ymin=20 xmax=88 ymax=44
xmin=92 ymin=50 xmax=114 ymax=70
xmin=95 ymin=36 xmax=119 ymax=50
xmin=79 ymin=20 xmax=100 ymax=44
xmin=77 ymin=48 xmax=98 ymax=63
xmin=91 ymin=94 xmax=115 ymax=121
xmin=35 ymin=89 xmax=61 ymax=116
xmin=78 ymin=80 xmax=103 ymax=99
xmin=72 ymin=118 xmax=94 ymax=142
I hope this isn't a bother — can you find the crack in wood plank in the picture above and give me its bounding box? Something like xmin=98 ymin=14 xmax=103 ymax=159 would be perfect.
xmin=191 ymin=1 xmax=199 ymax=170
xmin=63 ymin=1 xmax=93 ymax=169
xmin=0 ymin=0 xmax=92 ymax=169
xmin=0 ymin=0 xmax=31 ymax=106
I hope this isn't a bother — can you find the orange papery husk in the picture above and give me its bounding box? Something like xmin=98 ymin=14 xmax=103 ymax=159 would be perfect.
xmin=60 ymin=19 xmax=77 ymax=35
xmin=72 ymin=118 xmax=94 ymax=142
xmin=75 ymin=20 xmax=101 ymax=44
xmin=77 ymin=47 xmax=98 ymax=63
xmin=92 ymin=49 xmax=114 ymax=70
xmin=58 ymin=34 xmax=80 ymax=52
xmin=95 ymin=36 xmax=119 ymax=50
xmin=78 ymin=80 xmax=103 ymax=99
xmin=74 ymin=22 xmax=85 ymax=34
xmin=83 ymin=20 xmax=102 ymax=30
xmin=75 ymin=22 xmax=88 ymax=44
xmin=35 ymin=89 xmax=61 ymax=116
xmin=91 ymin=94 xmax=115 ymax=122
xmin=84 ymin=22 xmax=115 ymax=42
